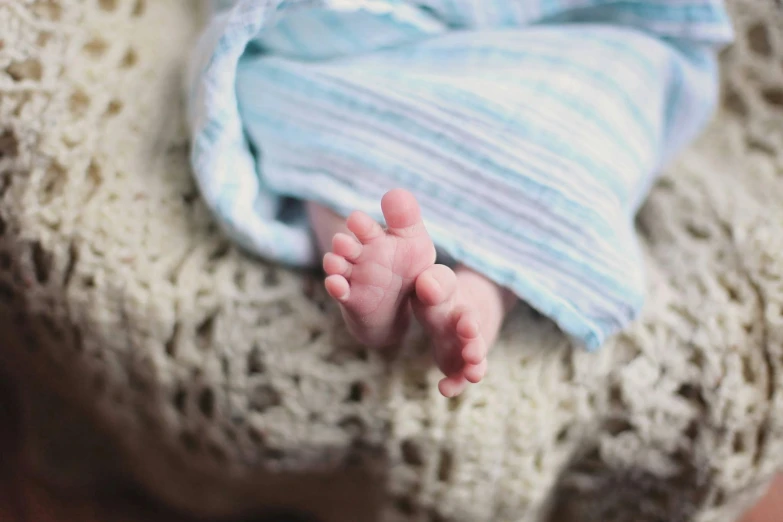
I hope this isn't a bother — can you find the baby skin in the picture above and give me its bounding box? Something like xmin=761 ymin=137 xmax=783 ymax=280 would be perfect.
xmin=308 ymin=189 xmax=516 ymax=397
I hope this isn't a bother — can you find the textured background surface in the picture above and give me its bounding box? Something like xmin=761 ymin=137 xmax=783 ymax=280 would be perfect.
xmin=1 ymin=370 xmax=781 ymax=521
xmin=1 ymin=0 xmax=782 ymax=521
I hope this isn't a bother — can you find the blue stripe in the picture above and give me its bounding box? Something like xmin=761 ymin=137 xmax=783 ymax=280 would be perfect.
xmin=243 ymin=58 xmax=648 ymax=202
xmin=240 ymin=106 xmax=639 ymax=301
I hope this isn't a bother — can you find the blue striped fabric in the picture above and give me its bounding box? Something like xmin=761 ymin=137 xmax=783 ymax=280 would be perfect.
xmin=186 ymin=0 xmax=732 ymax=350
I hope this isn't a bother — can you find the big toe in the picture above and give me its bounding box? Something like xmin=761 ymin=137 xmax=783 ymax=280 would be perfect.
xmin=381 ymin=189 xmax=424 ymax=233
xmin=415 ymin=265 xmax=456 ymax=307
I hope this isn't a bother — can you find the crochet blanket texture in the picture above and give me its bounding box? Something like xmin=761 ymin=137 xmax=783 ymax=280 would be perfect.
xmin=0 ymin=1 xmax=782 ymax=521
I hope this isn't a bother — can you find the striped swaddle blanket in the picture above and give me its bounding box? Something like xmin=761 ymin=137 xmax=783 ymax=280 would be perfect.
xmin=187 ymin=0 xmax=733 ymax=349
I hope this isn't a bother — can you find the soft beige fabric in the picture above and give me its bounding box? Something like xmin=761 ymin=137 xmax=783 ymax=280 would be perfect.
xmin=1 ymin=1 xmax=782 ymax=521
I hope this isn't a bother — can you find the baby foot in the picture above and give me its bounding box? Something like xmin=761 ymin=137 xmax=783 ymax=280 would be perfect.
xmin=323 ymin=189 xmax=436 ymax=347
xmin=413 ymin=265 xmax=488 ymax=398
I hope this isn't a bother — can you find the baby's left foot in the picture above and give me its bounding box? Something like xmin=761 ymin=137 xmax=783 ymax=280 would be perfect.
xmin=413 ymin=265 xmax=488 ymax=398
xmin=323 ymin=189 xmax=436 ymax=347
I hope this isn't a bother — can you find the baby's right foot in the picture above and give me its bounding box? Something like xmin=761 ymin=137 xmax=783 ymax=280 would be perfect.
xmin=323 ymin=189 xmax=436 ymax=347
xmin=413 ymin=265 xmax=489 ymax=397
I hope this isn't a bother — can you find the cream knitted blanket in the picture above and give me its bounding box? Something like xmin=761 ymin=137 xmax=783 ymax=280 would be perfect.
xmin=0 ymin=1 xmax=782 ymax=521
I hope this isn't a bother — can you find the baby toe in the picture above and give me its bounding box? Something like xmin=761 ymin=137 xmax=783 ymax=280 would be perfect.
xmin=462 ymin=339 xmax=487 ymax=366
xmin=455 ymin=310 xmax=481 ymax=340
xmin=332 ymin=232 xmax=362 ymax=261
xmin=346 ymin=211 xmax=383 ymax=244
xmin=325 ymin=275 xmax=350 ymax=302
xmin=381 ymin=188 xmax=424 ymax=234
xmin=323 ymin=252 xmax=352 ymax=278
xmin=438 ymin=374 xmax=469 ymax=398
xmin=463 ymin=359 xmax=487 ymax=384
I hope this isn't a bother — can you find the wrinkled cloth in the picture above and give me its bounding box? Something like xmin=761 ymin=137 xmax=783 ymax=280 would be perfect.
xmin=187 ymin=0 xmax=732 ymax=348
